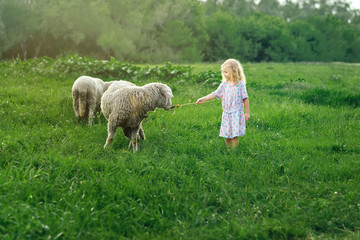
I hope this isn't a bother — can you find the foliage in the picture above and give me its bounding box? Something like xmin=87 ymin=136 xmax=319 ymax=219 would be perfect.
xmin=52 ymin=55 xmax=223 ymax=85
xmin=1 ymin=58 xmax=360 ymax=239
xmin=203 ymin=10 xmax=241 ymax=61
xmin=194 ymin=69 xmax=222 ymax=85
xmin=1 ymin=0 xmax=360 ymax=63
xmin=237 ymin=13 xmax=295 ymax=62
xmin=52 ymin=55 xmax=193 ymax=81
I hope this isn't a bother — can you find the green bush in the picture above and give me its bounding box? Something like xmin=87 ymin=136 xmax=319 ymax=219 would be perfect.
xmin=52 ymin=55 xmax=193 ymax=81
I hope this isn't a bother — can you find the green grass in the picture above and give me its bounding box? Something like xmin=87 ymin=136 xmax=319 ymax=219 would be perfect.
xmin=0 ymin=60 xmax=359 ymax=239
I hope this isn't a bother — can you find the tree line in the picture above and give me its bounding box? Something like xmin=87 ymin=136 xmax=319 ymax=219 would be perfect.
xmin=1 ymin=0 xmax=359 ymax=63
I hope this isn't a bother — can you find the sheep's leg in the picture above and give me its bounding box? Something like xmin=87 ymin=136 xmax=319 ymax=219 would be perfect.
xmin=131 ymin=127 xmax=140 ymax=153
xmin=78 ymin=91 xmax=87 ymax=120
xmin=122 ymin=127 xmax=134 ymax=150
xmin=131 ymin=138 xmax=138 ymax=153
xmin=104 ymin=118 xmax=117 ymax=149
xmin=87 ymin=94 xmax=96 ymax=125
xmin=87 ymin=106 xmax=95 ymax=125
xmin=138 ymin=123 xmax=146 ymax=140
xmin=139 ymin=127 xmax=145 ymax=140
xmin=86 ymin=91 xmax=95 ymax=125
xmin=73 ymin=91 xmax=80 ymax=121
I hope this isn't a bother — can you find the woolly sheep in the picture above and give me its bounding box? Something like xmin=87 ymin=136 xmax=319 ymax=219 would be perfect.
xmin=72 ymin=76 xmax=113 ymax=125
xmin=101 ymin=81 xmax=174 ymax=153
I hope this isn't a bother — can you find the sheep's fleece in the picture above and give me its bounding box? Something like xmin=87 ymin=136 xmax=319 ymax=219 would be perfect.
xmin=101 ymin=81 xmax=173 ymax=152
xmin=72 ymin=76 xmax=113 ymax=125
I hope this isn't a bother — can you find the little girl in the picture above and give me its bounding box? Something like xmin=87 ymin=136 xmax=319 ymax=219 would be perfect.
xmin=196 ymin=59 xmax=250 ymax=149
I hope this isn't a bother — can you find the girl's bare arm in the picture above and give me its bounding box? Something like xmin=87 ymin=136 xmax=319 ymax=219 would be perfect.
xmin=244 ymin=98 xmax=250 ymax=121
xmin=196 ymin=93 xmax=216 ymax=104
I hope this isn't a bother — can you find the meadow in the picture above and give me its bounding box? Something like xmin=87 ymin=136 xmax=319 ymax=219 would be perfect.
xmin=0 ymin=58 xmax=359 ymax=239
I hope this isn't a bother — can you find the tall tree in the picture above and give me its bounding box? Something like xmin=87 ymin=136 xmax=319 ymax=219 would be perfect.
xmin=203 ymin=10 xmax=240 ymax=61
xmin=0 ymin=7 xmax=5 ymax=56
xmin=221 ymin=0 xmax=256 ymax=17
xmin=0 ymin=0 xmax=41 ymax=59
xmin=256 ymin=0 xmax=281 ymax=17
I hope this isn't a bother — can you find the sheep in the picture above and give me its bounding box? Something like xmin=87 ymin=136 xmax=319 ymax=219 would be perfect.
xmin=72 ymin=76 xmax=113 ymax=125
xmin=101 ymin=81 xmax=173 ymax=153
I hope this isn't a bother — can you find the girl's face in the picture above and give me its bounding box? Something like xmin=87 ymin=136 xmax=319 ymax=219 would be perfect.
xmin=222 ymin=67 xmax=231 ymax=81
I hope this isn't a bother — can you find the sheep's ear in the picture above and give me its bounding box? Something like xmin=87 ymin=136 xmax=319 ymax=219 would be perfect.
xmin=164 ymin=92 xmax=174 ymax=99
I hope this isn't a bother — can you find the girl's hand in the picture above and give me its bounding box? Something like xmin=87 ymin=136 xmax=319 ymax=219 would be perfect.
xmin=196 ymin=93 xmax=215 ymax=105
xmin=245 ymin=113 xmax=250 ymax=121
xmin=196 ymin=98 xmax=204 ymax=105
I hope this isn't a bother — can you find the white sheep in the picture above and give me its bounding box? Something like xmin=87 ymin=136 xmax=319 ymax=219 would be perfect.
xmin=101 ymin=81 xmax=174 ymax=153
xmin=72 ymin=76 xmax=113 ymax=125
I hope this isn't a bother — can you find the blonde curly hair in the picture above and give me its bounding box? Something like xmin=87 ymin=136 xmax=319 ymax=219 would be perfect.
xmin=221 ymin=59 xmax=246 ymax=84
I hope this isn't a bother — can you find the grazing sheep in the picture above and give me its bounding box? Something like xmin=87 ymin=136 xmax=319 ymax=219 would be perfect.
xmin=72 ymin=76 xmax=113 ymax=125
xmin=101 ymin=81 xmax=173 ymax=153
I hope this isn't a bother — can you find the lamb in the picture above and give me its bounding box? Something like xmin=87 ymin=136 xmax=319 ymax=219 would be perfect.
xmin=101 ymin=81 xmax=174 ymax=153
xmin=72 ymin=76 xmax=113 ymax=125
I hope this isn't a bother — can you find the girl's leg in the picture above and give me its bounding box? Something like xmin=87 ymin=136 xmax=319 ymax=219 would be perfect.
xmin=225 ymin=137 xmax=239 ymax=149
xmin=225 ymin=138 xmax=232 ymax=149
xmin=231 ymin=137 xmax=239 ymax=149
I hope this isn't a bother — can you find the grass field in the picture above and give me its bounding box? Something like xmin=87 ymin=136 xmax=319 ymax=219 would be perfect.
xmin=0 ymin=59 xmax=359 ymax=239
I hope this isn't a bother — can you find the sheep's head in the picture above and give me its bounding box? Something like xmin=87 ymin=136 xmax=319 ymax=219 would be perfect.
xmin=158 ymin=84 xmax=173 ymax=111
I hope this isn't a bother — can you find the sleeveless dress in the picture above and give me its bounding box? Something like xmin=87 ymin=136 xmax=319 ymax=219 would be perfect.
xmin=213 ymin=81 xmax=248 ymax=139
